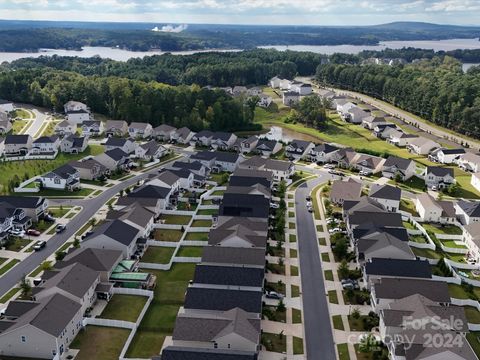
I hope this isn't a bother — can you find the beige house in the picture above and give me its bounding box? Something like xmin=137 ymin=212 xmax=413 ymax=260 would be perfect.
xmin=105 ymin=120 xmax=128 ymax=137
xmin=407 ymin=137 xmax=440 ymax=155
xmin=70 ymin=159 xmax=108 ymax=180
xmin=330 ymin=178 xmax=362 ymax=204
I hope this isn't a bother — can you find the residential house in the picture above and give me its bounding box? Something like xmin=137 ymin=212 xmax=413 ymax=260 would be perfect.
xmin=148 ymin=170 xmax=181 ymax=193
xmin=0 ymin=99 xmax=14 ymax=112
xmin=82 ymin=219 xmax=141 ymax=258
xmin=258 ymin=94 xmax=272 ymax=108
xmin=269 ymin=76 xmax=282 ymax=88
xmin=351 ymin=153 xmax=386 ymax=174
xmin=225 ymin=184 xmax=271 ymax=200
xmin=232 ymin=86 xmax=247 ymax=96
xmin=31 ymin=136 xmax=60 ymax=155
xmin=127 ymin=184 xmax=176 ymax=212
xmin=459 ymin=152 xmax=480 ymax=173
xmin=39 ymin=164 xmax=80 ymax=191
xmin=254 ymin=139 xmax=282 ymax=156
xmin=229 ymin=168 xmax=273 ymax=189
xmin=70 ymin=159 xmax=109 ymax=181
xmin=282 ymin=91 xmax=299 ymax=106
xmin=424 ymin=166 xmax=455 ymax=189
xmin=104 ymin=120 xmax=128 ymax=137
xmin=219 ymin=193 xmax=270 ymax=219
xmin=329 ymin=178 xmax=362 ymax=204
xmin=472 ymin=172 xmax=480 ymax=193
xmin=429 ymin=147 xmax=466 ymax=164
xmin=407 ymin=137 xmax=440 ymax=155
xmin=0 ymin=200 xmax=34 ymax=240
xmin=373 ymin=124 xmax=399 ymax=139
xmin=309 ymin=143 xmax=340 ymax=163
xmin=363 ymin=258 xmax=432 ymax=284
xmin=104 ymin=137 xmax=137 ymax=154
xmin=247 ymin=87 xmax=262 ymax=96
xmin=381 ymin=156 xmax=416 ymax=181
xmin=0 ymin=110 xmax=12 ymax=134
xmin=193 ymin=264 xmax=264 ymax=289
xmin=0 ymin=196 xmax=48 ymax=222
xmin=190 ymin=151 xmax=242 ymax=173
xmin=387 ymin=129 xmax=418 ymax=147
xmin=135 ymin=140 xmax=167 ymax=160
xmin=369 ymin=184 xmax=401 ymax=212
xmin=415 ymin=193 xmax=456 ymax=224
xmin=346 ymin=107 xmax=370 ymax=124
xmin=285 ymin=139 xmax=314 ymax=160
xmin=170 ymin=307 xmax=260 ymax=352
xmin=191 ymin=130 xmax=214 ymax=147
xmin=0 ymin=138 xmax=4 ymax=158
xmin=211 ymin=132 xmax=238 ymax=150
xmin=160 ymin=347 xmax=258 ymax=360
xmin=330 ymin=147 xmax=358 ymax=168
xmin=64 ymin=100 xmax=88 ymax=113
xmin=170 ymin=160 xmax=209 ymax=178
xmin=289 ymin=82 xmax=312 ymax=95
xmin=80 ymin=120 xmax=103 ymax=136
xmin=209 ymin=216 xmax=268 ymax=248
xmin=238 ymin=156 xmax=294 ymax=183
xmin=201 ymin=246 xmax=266 ymax=268
xmin=455 ymin=201 xmax=480 ymax=225
xmin=171 ymin=127 xmax=194 ymax=144
xmin=153 ymin=124 xmax=177 ymax=141
xmin=4 ymin=134 xmax=32 ymax=156
xmin=239 ymin=136 xmax=259 ymax=154
xmin=356 ymin=230 xmax=415 ymax=264
xmin=335 ymin=99 xmax=356 ymax=116
xmin=362 ymin=116 xmax=388 ymax=130
xmin=94 ymin=148 xmax=130 ymax=171
xmin=163 ymin=168 xmax=195 ymax=189
xmin=66 ymin=109 xmax=91 ymax=125
xmin=54 ymin=120 xmax=76 ymax=136
xmin=463 ymin=223 xmax=480 ymax=262
xmin=107 ymin=202 xmax=155 ymax=238
xmin=128 ymin=122 xmax=153 ymax=139
xmin=60 ymin=135 xmax=88 ymax=154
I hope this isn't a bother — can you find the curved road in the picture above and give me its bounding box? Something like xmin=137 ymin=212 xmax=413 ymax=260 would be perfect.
xmin=0 ymin=158 xmax=180 ymax=296
xmin=295 ymin=175 xmax=336 ymax=360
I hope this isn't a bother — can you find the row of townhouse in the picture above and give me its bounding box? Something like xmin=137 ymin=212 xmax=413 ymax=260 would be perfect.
xmin=339 ymin=188 xmax=479 ymax=359
xmin=158 ymin=167 xmax=274 ymax=359
xmin=0 ymin=134 xmax=88 ymax=158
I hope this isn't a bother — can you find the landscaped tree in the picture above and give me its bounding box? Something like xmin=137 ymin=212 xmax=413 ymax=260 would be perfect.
xmin=358 ymin=334 xmax=378 ymax=354
xmin=276 ymin=299 xmax=286 ymax=313
xmin=351 ymin=307 xmax=361 ymax=320
xmin=41 ymin=261 xmax=52 ymax=271
xmin=338 ymin=259 xmax=350 ymax=279
xmin=19 ymin=275 xmax=31 ymax=298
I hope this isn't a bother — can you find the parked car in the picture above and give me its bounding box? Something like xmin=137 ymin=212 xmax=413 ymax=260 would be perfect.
xmin=324 ymin=164 xmax=335 ymax=169
xmin=55 ymin=224 xmax=67 ymax=233
xmin=306 ymin=201 xmax=312 ymax=207
xmin=27 ymin=229 xmax=41 ymax=236
xmin=307 ymin=206 xmax=313 ymax=213
xmin=33 ymin=240 xmax=46 ymax=251
xmin=265 ymin=291 xmax=284 ymax=300
xmin=431 ymin=185 xmax=438 ymax=191
xmin=43 ymin=214 xmax=55 ymax=223
xmin=270 ymin=202 xmax=279 ymax=209
xmin=8 ymin=229 xmax=25 ymax=237
xmin=305 ymin=196 xmax=312 ymax=201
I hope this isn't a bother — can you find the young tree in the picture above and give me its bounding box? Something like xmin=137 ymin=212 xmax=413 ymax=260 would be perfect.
xmin=276 ymin=299 xmax=286 ymax=313
xmin=41 ymin=261 xmax=53 ymax=271
xmin=351 ymin=307 xmax=361 ymax=320
xmin=338 ymin=259 xmax=350 ymax=279
xmin=20 ymin=276 xmax=31 ymax=298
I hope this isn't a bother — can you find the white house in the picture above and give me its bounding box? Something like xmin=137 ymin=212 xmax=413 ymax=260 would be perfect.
xmin=387 ymin=130 xmax=418 ymax=147
xmin=4 ymin=134 xmax=32 ymax=156
xmin=282 ymin=91 xmax=300 ymax=106
xmin=81 ymin=120 xmax=103 ymax=136
xmin=309 ymin=143 xmax=340 ymax=163
xmin=458 ymin=152 xmax=480 ymax=173
xmin=240 ymin=136 xmax=259 ymax=154
xmin=258 ymin=94 xmax=273 ymax=108
xmin=347 ymin=107 xmax=370 ymax=124
xmin=381 ymin=156 xmax=416 ymax=181
xmin=128 ymin=122 xmax=153 ymax=139
xmin=135 ymin=140 xmax=167 ymax=160
xmin=362 ymin=116 xmax=388 ymax=130
xmin=407 ymin=137 xmax=440 ymax=155
xmin=424 ymin=166 xmax=455 ymax=189
xmin=255 ymin=139 xmax=282 ymax=157
xmin=472 ymin=172 xmax=480 ymax=193
xmin=54 ymin=120 xmax=76 ymax=136
xmin=104 ymin=137 xmax=137 ymax=154
xmin=0 ymin=99 xmax=14 ymax=112
xmin=369 ymin=184 xmax=401 ymax=212
xmin=64 ymin=100 xmax=88 ymax=113
xmin=335 ymin=99 xmax=356 ymax=115
xmin=290 ymin=82 xmax=312 ymax=95
xmin=0 ymin=111 xmax=12 ymax=134
xmin=455 ymin=201 xmax=480 ymax=225
xmin=60 ymin=135 xmax=88 ymax=154
xmin=269 ymin=76 xmax=282 ymax=88
xmin=429 ymin=148 xmax=465 ymax=164
xmin=104 ymin=120 xmax=128 ymax=137
xmin=31 ymin=136 xmax=60 ymax=155
xmin=415 ymin=193 xmax=456 ymax=224
xmin=171 ymin=127 xmax=195 ymax=144
xmin=39 ymin=164 xmax=81 ymax=191
xmin=66 ymin=109 xmax=91 ymax=125
xmin=94 ymin=149 xmax=130 ymax=171
xmin=463 ymin=223 xmax=480 ymax=262
xmin=191 ymin=130 xmax=214 ymax=147
xmin=153 ymin=124 xmax=177 ymax=141
xmin=285 ymin=139 xmax=314 ymax=160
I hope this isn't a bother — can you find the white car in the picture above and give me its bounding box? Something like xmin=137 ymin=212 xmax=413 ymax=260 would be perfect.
xmin=324 ymin=164 xmax=335 ymax=169
xmin=270 ymin=203 xmax=279 ymax=209
xmin=306 ymin=201 xmax=312 ymax=207
xmin=9 ymin=229 xmax=25 ymax=237
xmin=431 ymin=185 xmax=438 ymax=191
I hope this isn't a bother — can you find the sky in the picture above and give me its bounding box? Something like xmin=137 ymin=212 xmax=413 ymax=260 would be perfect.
xmin=0 ymin=0 xmax=479 ymax=26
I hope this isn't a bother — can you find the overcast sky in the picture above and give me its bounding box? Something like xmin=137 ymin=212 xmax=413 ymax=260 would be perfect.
xmin=0 ymin=0 xmax=479 ymax=26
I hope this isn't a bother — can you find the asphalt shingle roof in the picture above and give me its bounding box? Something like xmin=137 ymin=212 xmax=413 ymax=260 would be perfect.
xmin=184 ymin=287 xmax=263 ymax=313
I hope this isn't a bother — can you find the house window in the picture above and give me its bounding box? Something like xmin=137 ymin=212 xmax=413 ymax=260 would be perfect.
xmin=21 ymin=335 xmax=26 ymax=343
xmin=54 ymin=178 xmax=61 ymax=184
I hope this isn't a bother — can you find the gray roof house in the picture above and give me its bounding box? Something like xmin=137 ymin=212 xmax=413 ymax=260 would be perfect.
xmin=94 ymin=148 xmax=130 ymax=171
xmin=135 ymin=140 xmax=167 ymax=160
xmin=424 ymin=166 xmax=455 ymax=189
xmin=159 ymin=347 xmax=258 ymax=360
xmin=60 ymin=135 xmax=88 ymax=154
xmin=105 ymin=120 xmax=128 ymax=137
xmin=153 ymin=124 xmax=177 ymax=140
xmin=70 ymin=158 xmax=108 ymax=181
xmin=208 ymin=217 xmax=268 ymax=248
xmin=369 ymin=184 xmax=401 ymax=212
xmin=39 ymin=163 xmax=81 ymax=191
xmin=382 ymin=155 xmax=416 ymax=181
xmin=201 ymin=246 xmax=266 ymax=267
xmin=193 ymin=264 xmax=264 ymax=288
xmin=128 ymin=122 xmax=153 ymax=139
xmin=363 ymin=258 xmax=432 ymax=284
xmin=285 ymin=139 xmax=315 ymax=160
xmin=356 ymin=230 xmax=415 ymax=263
xmin=171 ymin=126 xmax=195 ymax=144
xmin=330 ymin=178 xmax=362 ymax=204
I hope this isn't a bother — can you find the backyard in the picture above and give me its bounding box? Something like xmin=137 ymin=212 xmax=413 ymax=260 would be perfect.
xmin=71 ymin=325 xmax=131 ymax=360
xmin=153 ymin=229 xmax=183 ymax=242
xmin=99 ymin=294 xmax=148 ymax=322
xmin=141 ymin=247 xmax=175 ymax=264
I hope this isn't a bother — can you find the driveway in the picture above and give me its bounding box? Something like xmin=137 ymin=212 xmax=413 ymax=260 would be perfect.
xmin=294 ymin=175 xmax=336 ymax=360
xmin=0 ymin=158 xmax=180 ymax=296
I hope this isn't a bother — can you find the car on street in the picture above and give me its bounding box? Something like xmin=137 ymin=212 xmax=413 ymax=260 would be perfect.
xmin=55 ymin=224 xmax=67 ymax=233
xmin=305 ymin=196 xmax=312 ymax=201
xmin=307 ymin=206 xmax=313 ymax=213
xmin=265 ymin=291 xmax=284 ymax=300
xmin=33 ymin=240 xmax=46 ymax=251
xmin=324 ymin=164 xmax=335 ymax=169
xmin=27 ymin=229 xmax=41 ymax=236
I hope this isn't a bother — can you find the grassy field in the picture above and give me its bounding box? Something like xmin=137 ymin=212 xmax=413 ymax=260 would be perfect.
xmin=99 ymin=295 xmax=148 ymax=322
xmin=0 ymin=144 xmax=103 ymax=195
xmin=153 ymin=229 xmax=183 ymax=242
xmin=332 ymin=315 xmax=344 ymax=330
xmin=328 ymin=290 xmax=339 ymax=304
xmin=126 ymin=264 xmax=195 ymax=358
xmin=293 ymin=336 xmax=304 ymax=355
xmin=289 ymin=234 xmax=297 ymax=242
xmin=196 ymin=208 xmax=218 ymax=215
xmin=292 ymin=308 xmax=302 ymax=324
xmin=261 ymin=332 xmax=287 ymax=353
xmin=0 ymin=287 xmax=20 ymax=304
xmin=291 ymin=285 xmax=300 ymax=297
xmin=71 ymin=325 xmax=130 ymax=360
xmin=47 ymin=206 xmax=73 ymax=218
xmin=337 ymin=343 xmax=351 ymax=360
xmin=467 ymin=332 xmax=480 ymax=359
xmin=190 ymin=219 xmax=212 ymax=227
xmin=5 ymin=237 xmax=31 ymax=252
xmin=176 ymin=246 xmax=203 ymax=257
xmin=184 ymin=232 xmax=208 ymax=241
xmin=321 ymin=252 xmax=330 ymax=262
xmin=324 ymin=270 xmax=334 ymax=281
xmin=11 ymin=119 xmax=29 ymax=134
xmin=422 ymin=223 xmax=463 ymax=235
xmin=141 ymin=247 xmax=175 ymax=264
xmin=158 ymin=214 xmax=192 ymax=225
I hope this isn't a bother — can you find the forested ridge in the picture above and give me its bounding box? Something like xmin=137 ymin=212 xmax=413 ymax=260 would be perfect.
xmin=0 ymin=69 xmax=258 ymax=132
xmin=316 ymin=56 xmax=480 ymax=137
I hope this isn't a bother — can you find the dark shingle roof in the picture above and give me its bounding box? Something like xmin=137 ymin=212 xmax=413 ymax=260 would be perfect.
xmin=458 ymin=201 xmax=480 ymax=217
xmin=5 ymin=134 xmax=30 ymax=144
xmin=57 ymin=248 xmax=122 ymax=273
xmin=373 ymin=278 xmax=450 ymax=303
xmin=427 ymin=166 xmax=454 ymax=177
xmin=160 ymin=347 xmax=258 ymax=360
xmin=85 ymin=219 xmax=139 ymax=246
xmin=128 ymin=184 xmax=171 ymax=199
xmin=201 ymin=246 xmax=265 ymax=267
xmin=105 ymin=148 xmax=128 ymax=161
xmin=369 ymin=184 xmax=401 ymax=201
xmin=220 ymin=193 xmax=270 ymax=218
xmin=193 ymin=264 xmax=264 ymax=287
xmin=184 ymin=287 xmax=263 ymax=313
xmin=365 ymin=258 xmax=432 ymax=279
xmin=383 ymin=156 xmax=414 ymax=170
xmin=105 ymin=137 xmax=128 ymax=147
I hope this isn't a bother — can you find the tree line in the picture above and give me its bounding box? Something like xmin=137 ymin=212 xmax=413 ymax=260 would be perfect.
xmin=316 ymin=56 xmax=480 ymax=138
xmin=0 ymin=69 xmax=259 ymax=132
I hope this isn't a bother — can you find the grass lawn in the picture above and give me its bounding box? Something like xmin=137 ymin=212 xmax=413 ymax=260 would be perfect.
xmin=316 ymin=225 xmax=324 ymax=232
xmin=267 ymin=263 xmax=285 ymax=275
xmin=5 ymin=237 xmax=31 ymax=252
xmin=441 ymin=239 xmax=467 ymax=249
xmin=412 ymin=247 xmax=443 ymax=259
xmin=266 ymin=281 xmax=286 ymax=295
xmin=324 ymin=270 xmax=334 ymax=281
xmin=292 ymin=308 xmax=302 ymax=324
xmin=290 ymin=248 xmax=297 ymax=258
xmin=328 ymin=290 xmax=339 ymax=304
xmin=400 ymin=198 xmax=419 ymax=216
xmin=321 ymin=252 xmax=330 ymax=262
xmin=291 ymin=285 xmax=300 ymax=297
xmin=211 ymin=190 xmax=225 ymax=196
xmin=71 ymin=325 xmax=130 ymax=360
xmin=159 ymin=214 xmax=192 ymax=225
xmin=402 ymin=221 xmax=416 ymax=230
xmin=289 ymin=222 xmax=296 ymax=229
xmin=127 ymin=264 xmax=195 ymax=358
xmin=422 ymin=223 xmax=463 ymax=235
xmin=47 ymin=206 xmax=73 ymax=218
xmin=467 ymin=332 xmax=480 ymax=359
xmin=99 ymin=295 xmax=147 ymax=322
xmin=261 ymin=332 xmax=287 ymax=353
xmin=142 ymin=247 xmax=175 ymax=264
xmin=176 ymin=201 xmax=197 ymax=211
xmin=337 ymin=344 xmax=351 ymax=360
xmin=288 ymin=211 xmax=295 ymax=217
xmin=290 ymin=265 xmax=299 ymax=276
xmin=348 ymin=315 xmax=368 ymax=331
xmin=465 ymin=307 xmax=480 ymax=324
xmin=176 ymin=246 xmax=203 ymax=257
xmin=319 ymin=237 xmax=327 ymax=246
xmin=332 ymin=315 xmax=345 ymax=330
xmin=190 ymin=219 xmax=212 ymax=227
xmin=196 ymin=208 xmax=218 ymax=215
xmin=0 ymin=287 xmax=20 ymax=304
xmin=57 ymin=241 xmax=73 ymax=254
xmin=293 ymin=336 xmax=304 ymax=355
xmin=210 ymin=172 xmax=230 ymax=185
xmin=0 ymin=257 xmax=6 ymax=266
xmin=263 ymin=305 xmax=286 ymax=322
xmin=11 ymin=119 xmax=28 ymax=134
xmin=0 ymin=144 xmax=103 ymax=195
xmin=409 ymin=234 xmax=428 ymax=243
xmin=184 ymin=232 xmax=209 ymax=241
xmin=32 ymin=187 xmax=94 ymax=198
xmin=289 ymin=234 xmax=297 ymax=242
xmin=154 ymin=229 xmax=183 ymax=242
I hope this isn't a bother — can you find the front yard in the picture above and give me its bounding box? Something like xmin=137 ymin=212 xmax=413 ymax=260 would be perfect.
xmin=184 ymin=232 xmax=208 ymax=241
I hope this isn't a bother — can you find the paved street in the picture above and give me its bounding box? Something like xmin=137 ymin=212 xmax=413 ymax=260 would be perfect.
xmin=295 ymin=175 xmax=336 ymax=360
xmin=0 ymin=158 xmax=180 ymax=296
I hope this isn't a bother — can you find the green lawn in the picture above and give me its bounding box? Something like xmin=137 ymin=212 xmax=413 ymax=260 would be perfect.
xmin=196 ymin=209 xmax=218 ymax=215
xmin=154 ymin=229 xmax=183 ymax=242
xmin=211 ymin=190 xmax=225 ymax=196
xmin=190 ymin=219 xmax=212 ymax=227
xmin=176 ymin=246 xmax=203 ymax=257
xmin=261 ymin=332 xmax=287 ymax=353
xmin=321 ymin=252 xmax=330 ymax=262
xmin=409 ymin=234 xmax=428 ymax=243
xmin=71 ymin=325 xmax=130 ymax=360
xmin=318 ymin=237 xmax=326 ymax=246
xmin=292 ymin=308 xmax=302 ymax=324
xmin=141 ymin=247 xmax=175 ymax=264
xmin=311 ymin=184 xmax=323 ymax=220
xmin=31 ymin=187 xmax=94 ymax=198
xmin=5 ymin=237 xmax=31 ymax=252
xmin=448 ymin=284 xmax=476 ymax=300
xmin=99 ymin=295 xmax=148 ymax=322
xmin=337 ymin=343 xmax=351 ymax=360
xmin=290 ymin=265 xmax=299 ymax=276
xmin=324 ymin=270 xmax=334 ymax=281
xmin=210 ymin=172 xmax=230 ymax=185
xmin=332 ymin=315 xmax=345 ymax=330
xmin=289 ymin=222 xmax=296 ymax=229
xmin=328 ymin=290 xmax=339 ymax=304
xmin=465 ymin=307 xmax=480 ymax=324
xmin=467 ymin=332 xmax=480 ymax=359
xmin=57 ymin=241 xmax=73 ymax=254
xmin=0 ymin=144 xmax=103 ymax=195
xmin=159 ymin=214 xmax=192 ymax=225
xmin=412 ymin=247 xmax=443 ymax=259
xmin=293 ymin=336 xmax=304 ymax=355
xmin=421 ymin=223 xmax=463 ymax=235
xmin=291 ymin=285 xmax=300 ymax=297
xmin=184 ymin=232 xmax=209 ymax=241
xmin=127 ymin=264 xmax=195 ymax=358
xmin=289 ymin=234 xmax=297 ymax=242
xmin=0 ymin=287 xmax=20 ymax=304
xmin=402 ymin=221 xmax=416 ymax=230
xmin=316 ymin=225 xmax=324 ymax=232
xmin=400 ymin=198 xmax=419 ymax=216
xmin=348 ymin=315 xmax=368 ymax=331
xmin=290 ymin=248 xmax=297 ymax=258
xmin=47 ymin=206 xmax=73 ymax=218
xmin=11 ymin=119 xmax=29 ymax=134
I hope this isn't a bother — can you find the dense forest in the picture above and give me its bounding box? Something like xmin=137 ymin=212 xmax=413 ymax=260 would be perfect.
xmin=4 ymin=49 xmax=327 ymax=86
xmin=0 ymin=69 xmax=258 ymax=132
xmin=0 ymin=21 xmax=479 ymax=52
xmin=316 ymin=57 xmax=480 ymax=137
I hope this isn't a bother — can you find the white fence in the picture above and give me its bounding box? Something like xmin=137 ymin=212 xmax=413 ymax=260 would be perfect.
xmin=188 ymin=227 xmax=211 ymax=232
xmin=153 ymin=224 xmax=183 ymax=230
xmin=3 ymin=152 xmax=58 ymax=162
xmin=432 ymin=275 xmax=461 ymax=284
xmin=440 ymin=243 xmax=468 ymax=255
xmin=452 ymin=297 xmax=480 ymax=310
xmin=437 ymin=234 xmax=463 ymax=240
xmin=173 ymin=256 xmax=202 ymax=263
xmin=161 ymin=210 xmax=195 ymax=216
xmin=408 ymin=241 xmax=436 ymax=250
xmin=182 ymin=241 xmax=207 ymax=246
xmin=193 ymin=215 xmax=213 ymax=220
xmin=197 ymin=205 xmax=219 ymax=210
xmin=138 ymin=262 xmax=170 ymax=270
xmin=14 ymin=176 xmax=41 ymax=193
xmin=147 ymin=240 xmax=178 ymax=247
xmin=83 ymin=317 xmax=136 ymax=329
